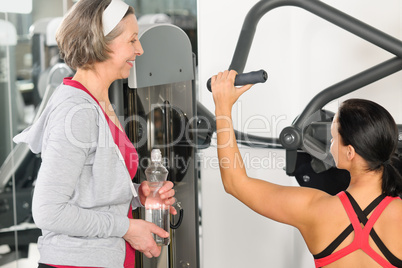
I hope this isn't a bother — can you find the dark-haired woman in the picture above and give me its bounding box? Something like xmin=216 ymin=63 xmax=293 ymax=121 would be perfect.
xmin=13 ymin=0 xmax=176 ymax=267
xmin=211 ymin=70 xmax=402 ymax=267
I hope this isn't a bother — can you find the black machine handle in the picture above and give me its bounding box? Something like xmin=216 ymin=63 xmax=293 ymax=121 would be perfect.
xmin=170 ymin=202 xmax=184 ymax=229
xmin=206 ymin=69 xmax=268 ymax=92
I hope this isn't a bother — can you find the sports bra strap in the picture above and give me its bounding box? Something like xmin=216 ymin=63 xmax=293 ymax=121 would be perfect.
xmin=364 ymin=195 xmax=397 ymax=232
xmin=313 ymin=192 xmax=385 ymax=259
xmin=314 ymin=191 xmax=402 ymax=268
xmin=337 ymin=191 xmax=361 ymax=232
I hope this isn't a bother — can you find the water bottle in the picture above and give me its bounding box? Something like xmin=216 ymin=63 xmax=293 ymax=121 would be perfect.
xmin=144 ymin=149 xmax=170 ymax=246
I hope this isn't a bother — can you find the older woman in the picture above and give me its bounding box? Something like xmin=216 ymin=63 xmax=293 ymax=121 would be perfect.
xmin=211 ymin=70 xmax=402 ymax=268
xmin=14 ymin=0 xmax=176 ymax=267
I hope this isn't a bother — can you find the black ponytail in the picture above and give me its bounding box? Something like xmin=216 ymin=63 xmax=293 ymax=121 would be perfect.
xmin=383 ymin=154 xmax=402 ymax=198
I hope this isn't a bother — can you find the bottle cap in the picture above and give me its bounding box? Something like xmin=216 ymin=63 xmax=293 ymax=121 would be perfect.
xmin=151 ymin=149 xmax=162 ymax=162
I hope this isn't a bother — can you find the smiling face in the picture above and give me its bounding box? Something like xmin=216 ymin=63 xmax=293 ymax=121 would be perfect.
xmin=106 ymin=14 xmax=144 ymax=79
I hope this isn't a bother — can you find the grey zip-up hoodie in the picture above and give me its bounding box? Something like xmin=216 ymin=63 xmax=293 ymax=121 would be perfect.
xmin=14 ymin=82 xmax=142 ymax=267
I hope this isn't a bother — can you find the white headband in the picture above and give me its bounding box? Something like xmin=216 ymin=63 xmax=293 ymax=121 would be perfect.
xmin=102 ymin=0 xmax=129 ymax=36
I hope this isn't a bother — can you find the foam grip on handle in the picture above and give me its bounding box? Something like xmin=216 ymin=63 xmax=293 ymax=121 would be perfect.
xmin=207 ymin=69 xmax=268 ymax=92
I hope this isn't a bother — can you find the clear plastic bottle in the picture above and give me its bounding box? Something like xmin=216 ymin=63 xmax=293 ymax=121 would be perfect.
xmin=144 ymin=149 xmax=170 ymax=246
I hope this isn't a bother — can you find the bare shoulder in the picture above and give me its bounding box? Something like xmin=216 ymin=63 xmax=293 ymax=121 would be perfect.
xmin=385 ymin=197 xmax=402 ymax=220
xmin=297 ymin=190 xmax=345 ymax=228
xmin=312 ymin=191 xmax=343 ymax=212
xmin=299 ymin=192 xmax=349 ymax=253
xmin=378 ymin=197 xmax=402 ymax=260
xmin=378 ymin=197 xmax=402 ymax=240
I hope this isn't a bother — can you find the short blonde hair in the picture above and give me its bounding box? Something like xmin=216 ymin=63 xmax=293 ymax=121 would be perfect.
xmin=56 ymin=0 xmax=135 ymax=70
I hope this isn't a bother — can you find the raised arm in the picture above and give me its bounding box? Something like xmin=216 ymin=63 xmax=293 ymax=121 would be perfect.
xmin=211 ymin=70 xmax=327 ymax=230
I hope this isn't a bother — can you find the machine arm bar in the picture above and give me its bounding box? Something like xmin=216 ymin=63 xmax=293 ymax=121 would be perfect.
xmin=294 ymin=56 xmax=402 ymax=128
xmin=229 ymin=0 xmax=402 ymax=73
xmin=234 ymin=130 xmax=282 ymax=149
xmin=196 ymin=102 xmax=282 ymax=149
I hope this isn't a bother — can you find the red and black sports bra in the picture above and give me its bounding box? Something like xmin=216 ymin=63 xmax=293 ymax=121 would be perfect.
xmin=314 ymin=191 xmax=402 ymax=268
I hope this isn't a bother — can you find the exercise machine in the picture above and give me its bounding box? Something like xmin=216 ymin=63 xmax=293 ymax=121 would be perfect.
xmin=201 ymin=0 xmax=402 ymax=195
